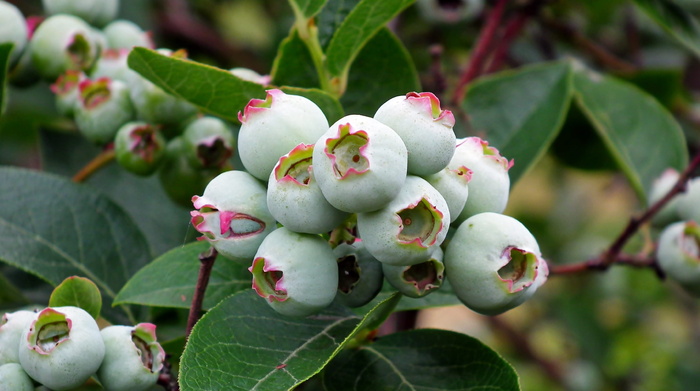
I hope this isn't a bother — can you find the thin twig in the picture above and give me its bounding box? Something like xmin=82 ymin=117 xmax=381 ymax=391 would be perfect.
xmin=540 ymin=17 xmax=636 ymax=73
xmin=71 ymin=147 xmax=115 ymax=183
xmin=451 ymin=0 xmax=509 ymax=106
xmin=550 ymin=151 xmax=700 ymax=275
xmin=186 ymin=246 xmax=218 ymax=337
xmin=428 ymin=44 xmax=447 ymax=100
xmin=485 ymin=0 xmax=546 ymax=74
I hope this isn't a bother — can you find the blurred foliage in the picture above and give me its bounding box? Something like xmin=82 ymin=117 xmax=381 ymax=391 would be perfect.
xmin=3 ymin=0 xmax=700 ymax=390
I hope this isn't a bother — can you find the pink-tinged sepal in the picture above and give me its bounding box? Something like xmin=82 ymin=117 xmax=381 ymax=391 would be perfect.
xmin=497 ymin=246 xmax=539 ymax=293
xmin=27 ymin=308 xmax=72 ymax=355
xmin=405 ymin=91 xmax=455 ymax=127
xmin=324 ymin=124 xmax=370 ymax=179
xmin=249 ymin=257 xmax=288 ymax=303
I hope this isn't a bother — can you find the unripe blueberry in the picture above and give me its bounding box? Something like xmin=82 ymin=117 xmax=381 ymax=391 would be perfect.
xmin=383 ymin=246 xmax=445 ymax=298
xmin=313 ymin=114 xmax=408 ymax=213
xmin=230 ymin=67 xmax=270 ymax=85
xmin=90 ymin=48 xmax=130 ymax=82
xmin=50 ymin=70 xmax=85 ymax=117
xmin=0 ymin=1 xmax=29 ymax=66
xmin=334 ymin=240 xmax=384 ymax=308
xmin=373 ymin=92 xmax=456 ymax=176
xmin=677 ymin=177 xmax=700 ymax=223
xmin=18 ymin=306 xmax=105 ymax=391
xmin=416 ymin=0 xmax=483 ymax=24
xmin=267 ymin=143 xmax=349 ymax=234
xmin=126 ymin=49 xmax=198 ymax=128
xmin=249 ymin=227 xmax=338 ymax=317
xmin=191 ymin=170 xmax=276 ymax=264
xmin=448 ymin=137 xmax=512 ymax=223
xmin=444 ymin=212 xmax=548 ymax=315
xmin=0 ymin=310 xmax=36 ymax=365
xmin=97 ymin=323 xmax=165 ymax=391
xmin=182 ymin=116 xmax=235 ymax=170
xmin=102 ymin=20 xmax=154 ymax=49
xmin=649 ymin=169 xmax=682 ymax=226
xmin=42 ymin=0 xmax=119 ymax=27
xmin=357 ymin=176 xmax=450 ymax=266
xmin=424 ymin=165 xmax=472 ymax=223
xmin=115 ymin=122 xmax=166 ymax=176
xmin=29 ymin=14 xmax=100 ymax=81
xmin=75 ymin=77 xmax=134 ymax=144
xmin=0 ymin=363 xmax=34 ymax=391
xmin=238 ymin=89 xmax=329 ymax=181
xmin=158 ymin=137 xmax=222 ymax=207
xmin=657 ymin=221 xmax=700 ymax=296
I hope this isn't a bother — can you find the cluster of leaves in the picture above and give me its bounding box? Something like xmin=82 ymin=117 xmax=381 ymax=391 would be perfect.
xmin=2 ymin=0 xmax=700 ymax=389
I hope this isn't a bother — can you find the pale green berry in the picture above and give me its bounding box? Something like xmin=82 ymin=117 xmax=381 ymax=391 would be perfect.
xmin=114 ymin=122 xmax=166 ymax=176
xmin=445 ymin=212 xmax=548 ymax=315
xmin=677 ymin=177 xmax=700 ymax=224
xmin=0 ymin=1 xmax=29 ymax=66
xmin=18 ymin=306 xmax=105 ymax=391
xmin=238 ymin=89 xmax=329 ymax=181
xmin=249 ymin=227 xmax=338 ymax=317
xmin=357 ymin=176 xmax=450 ymax=266
xmin=0 ymin=363 xmax=34 ymax=391
xmin=182 ymin=116 xmax=235 ymax=170
xmin=74 ymin=77 xmax=135 ymax=144
xmin=657 ymin=221 xmax=700 ymax=296
xmin=334 ymin=240 xmax=384 ymax=308
xmin=97 ymin=323 xmax=165 ymax=391
xmin=50 ymin=70 xmax=85 ymax=117
xmin=313 ymin=115 xmax=408 ymax=213
xmin=29 ymin=14 xmax=101 ymax=81
xmin=0 ymin=310 xmax=36 ymax=365
xmin=374 ymin=92 xmax=456 ymax=176
xmin=102 ymin=20 xmax=153 ymax=49
xmin=191 ymin=170 xmax=276 ymax=264
xmin=42 ymin=0 xmax=119 ymax=27
xmin=649 ymin=168 xmax=682 ymax=226
xmin=267 ymin=143 xmax=349 ymax=234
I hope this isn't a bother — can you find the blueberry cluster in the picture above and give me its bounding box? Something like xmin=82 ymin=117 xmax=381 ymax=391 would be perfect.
xmin=650 ymin=170 xmax=700 ymax=295
xmin=1 ymin=0 xmax=248 ymax=206
xmin=191 ymin=89 xmax=549 ymax=317
xmin=0 ymin=306 xmax=164 ymax=391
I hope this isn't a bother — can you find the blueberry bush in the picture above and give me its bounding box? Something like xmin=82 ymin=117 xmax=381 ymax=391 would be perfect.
xmin=2 ymin=0 xmax=700 ymax=390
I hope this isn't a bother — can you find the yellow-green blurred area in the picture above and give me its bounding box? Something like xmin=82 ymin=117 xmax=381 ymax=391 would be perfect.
xmin=3 ymin=1 xmax=700 ymax=390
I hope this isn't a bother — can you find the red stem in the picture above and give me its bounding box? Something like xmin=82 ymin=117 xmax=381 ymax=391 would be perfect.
xmin=550 ymin=151 xmax=700 ymax=275
xmin=451 ymin=0 xmax=509 ymax=106
xmin=186 ymin=247 xmax=218 ymax=337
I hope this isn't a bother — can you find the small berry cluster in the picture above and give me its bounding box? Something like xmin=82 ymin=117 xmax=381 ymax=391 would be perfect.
xmin=650 ymin=170 xmax=700 ymax=295
xmin=0 ymin=0 xmax=252 ymax=206
xmin=0 ymin=306 xmax=164 ymax=391
xmin=191 ymin=89 xmax=549 ymax=317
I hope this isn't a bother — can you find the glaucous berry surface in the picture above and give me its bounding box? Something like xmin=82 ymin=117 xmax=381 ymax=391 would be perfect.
xmin=75 ymin=78 xmax=135 ymax=144
xmin=18 ymin=306 xmax=105 ymax=391
xmin=312 ymin=114 xmax=408 ymax=213
xmin=249 ymin=227 xmax=339 ymax=317
xmin=0 ymin=1 xmax=29 ymax=66
xmin=42 ymin=0 xmax=119 ymax=27
xmin=191 ymin=170 xmax=276 ymax=264
xmin=0 ymin=362 xmax=34 ymax=391
xmin=448 ymin=137 xmax=512 ymax=223
xmin=114 ymin=122 xmax=166 ymax=176
xmin=267 ymin=143 xmax=349 ymax=234
xmin=238 ymin=89 xmax=330 ymax=181
xmin=677 ymin=177 xmax=700 ymax=223
xmin=657 ymin=221 xmax=700 ymax=296
xmin=445 ymin=212 xmax=548 ymax=315
xmin=334 ymin=240 xmax=384 ymax=308
xmin=97 ymin=323 xmax=165 ymax=391
xmin=373 ymin=91 xmax=456 ymax=176
xmin=382 ymin=246 xmax=445 ymax=298
xmin=0 ymin=310 xmax=36 ymax=366
xmin=357 ymin=175 xmax=450 ymax=266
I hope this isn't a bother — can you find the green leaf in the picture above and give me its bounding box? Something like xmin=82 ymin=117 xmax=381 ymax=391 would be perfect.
xmin=49 ymin=276 xmax=102 ymax=319
xmin=321 ymin=329 xmax=520 ymax=391
xmin=288 ymin=0 xmax=328 ymax=18
xmin=572 ymin=67 xmax=688 ymax=201
xmin=0 ymin=167 xmax=151 ymax=322
xmin=0 ymin=270 xmax=29 ymax=307
xmin=270 ymin=29 xmax=319 ymax=89
xmin=280 ymin=86 xmax=344 ymax=123
xmin=179 ymin=290 xmax=402 ymax=391
xmin=0 ymin=43 xmax=13 ymax=115
xmin=464 ymin=60 xmax=573 ymax=184
xmin=633 ymin=0 xmax=700 ymax=58
xmin=359 ymin=280 xmax=460 ymax=313
xmin=317 ymin=0 xmax=361 ymax=48
xmin=127 ymin=47 xmax=266 ymax=122
xmin=341 ymin=28 xmax=420 ymax=116
xmin=325 ymin=0 xmax=415 ymax=77
xmin=115 ymin=241 xmax=251 ymax=309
